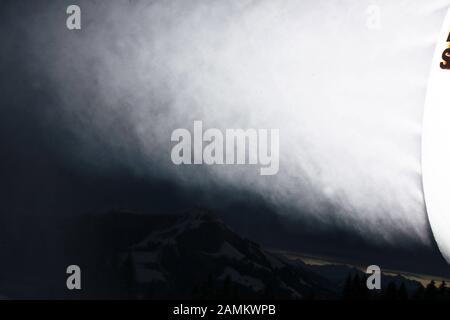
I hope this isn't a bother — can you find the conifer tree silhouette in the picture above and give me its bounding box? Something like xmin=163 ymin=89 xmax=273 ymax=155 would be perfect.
xmin=425 ymin=280 xmax=437 ymax=300
xmin=398 ymin=282 xmax=408 ymax=300
xmin=412 ymin=284 xmax=425 ymax=300
xmin=383 ymin=282 xmax=397 ymax=300
xmin=438 ymin=281 xmax=447 ymax=300
xmin=342 ymin=274 xmax=352 ymax=300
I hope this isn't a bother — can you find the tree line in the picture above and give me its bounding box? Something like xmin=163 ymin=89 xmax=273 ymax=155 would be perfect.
xmin=342 ymin=273 xmax=450 ymax=300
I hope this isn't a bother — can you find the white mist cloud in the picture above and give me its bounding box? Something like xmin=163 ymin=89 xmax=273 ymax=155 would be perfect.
xmin=28 ymin=0 xmax=450 ymax=247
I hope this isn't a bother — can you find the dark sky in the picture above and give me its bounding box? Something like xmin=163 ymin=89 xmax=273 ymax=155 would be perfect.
xmin=1 ymin=0 xmax=450 ymax=297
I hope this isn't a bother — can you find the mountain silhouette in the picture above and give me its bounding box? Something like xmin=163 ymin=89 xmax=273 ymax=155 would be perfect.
xmin=67 ymin=208 xmax=337 ymax=299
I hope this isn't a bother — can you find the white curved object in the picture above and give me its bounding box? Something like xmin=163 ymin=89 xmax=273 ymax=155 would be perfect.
xmin=422 ymin=7 xmax=450 ymax=264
